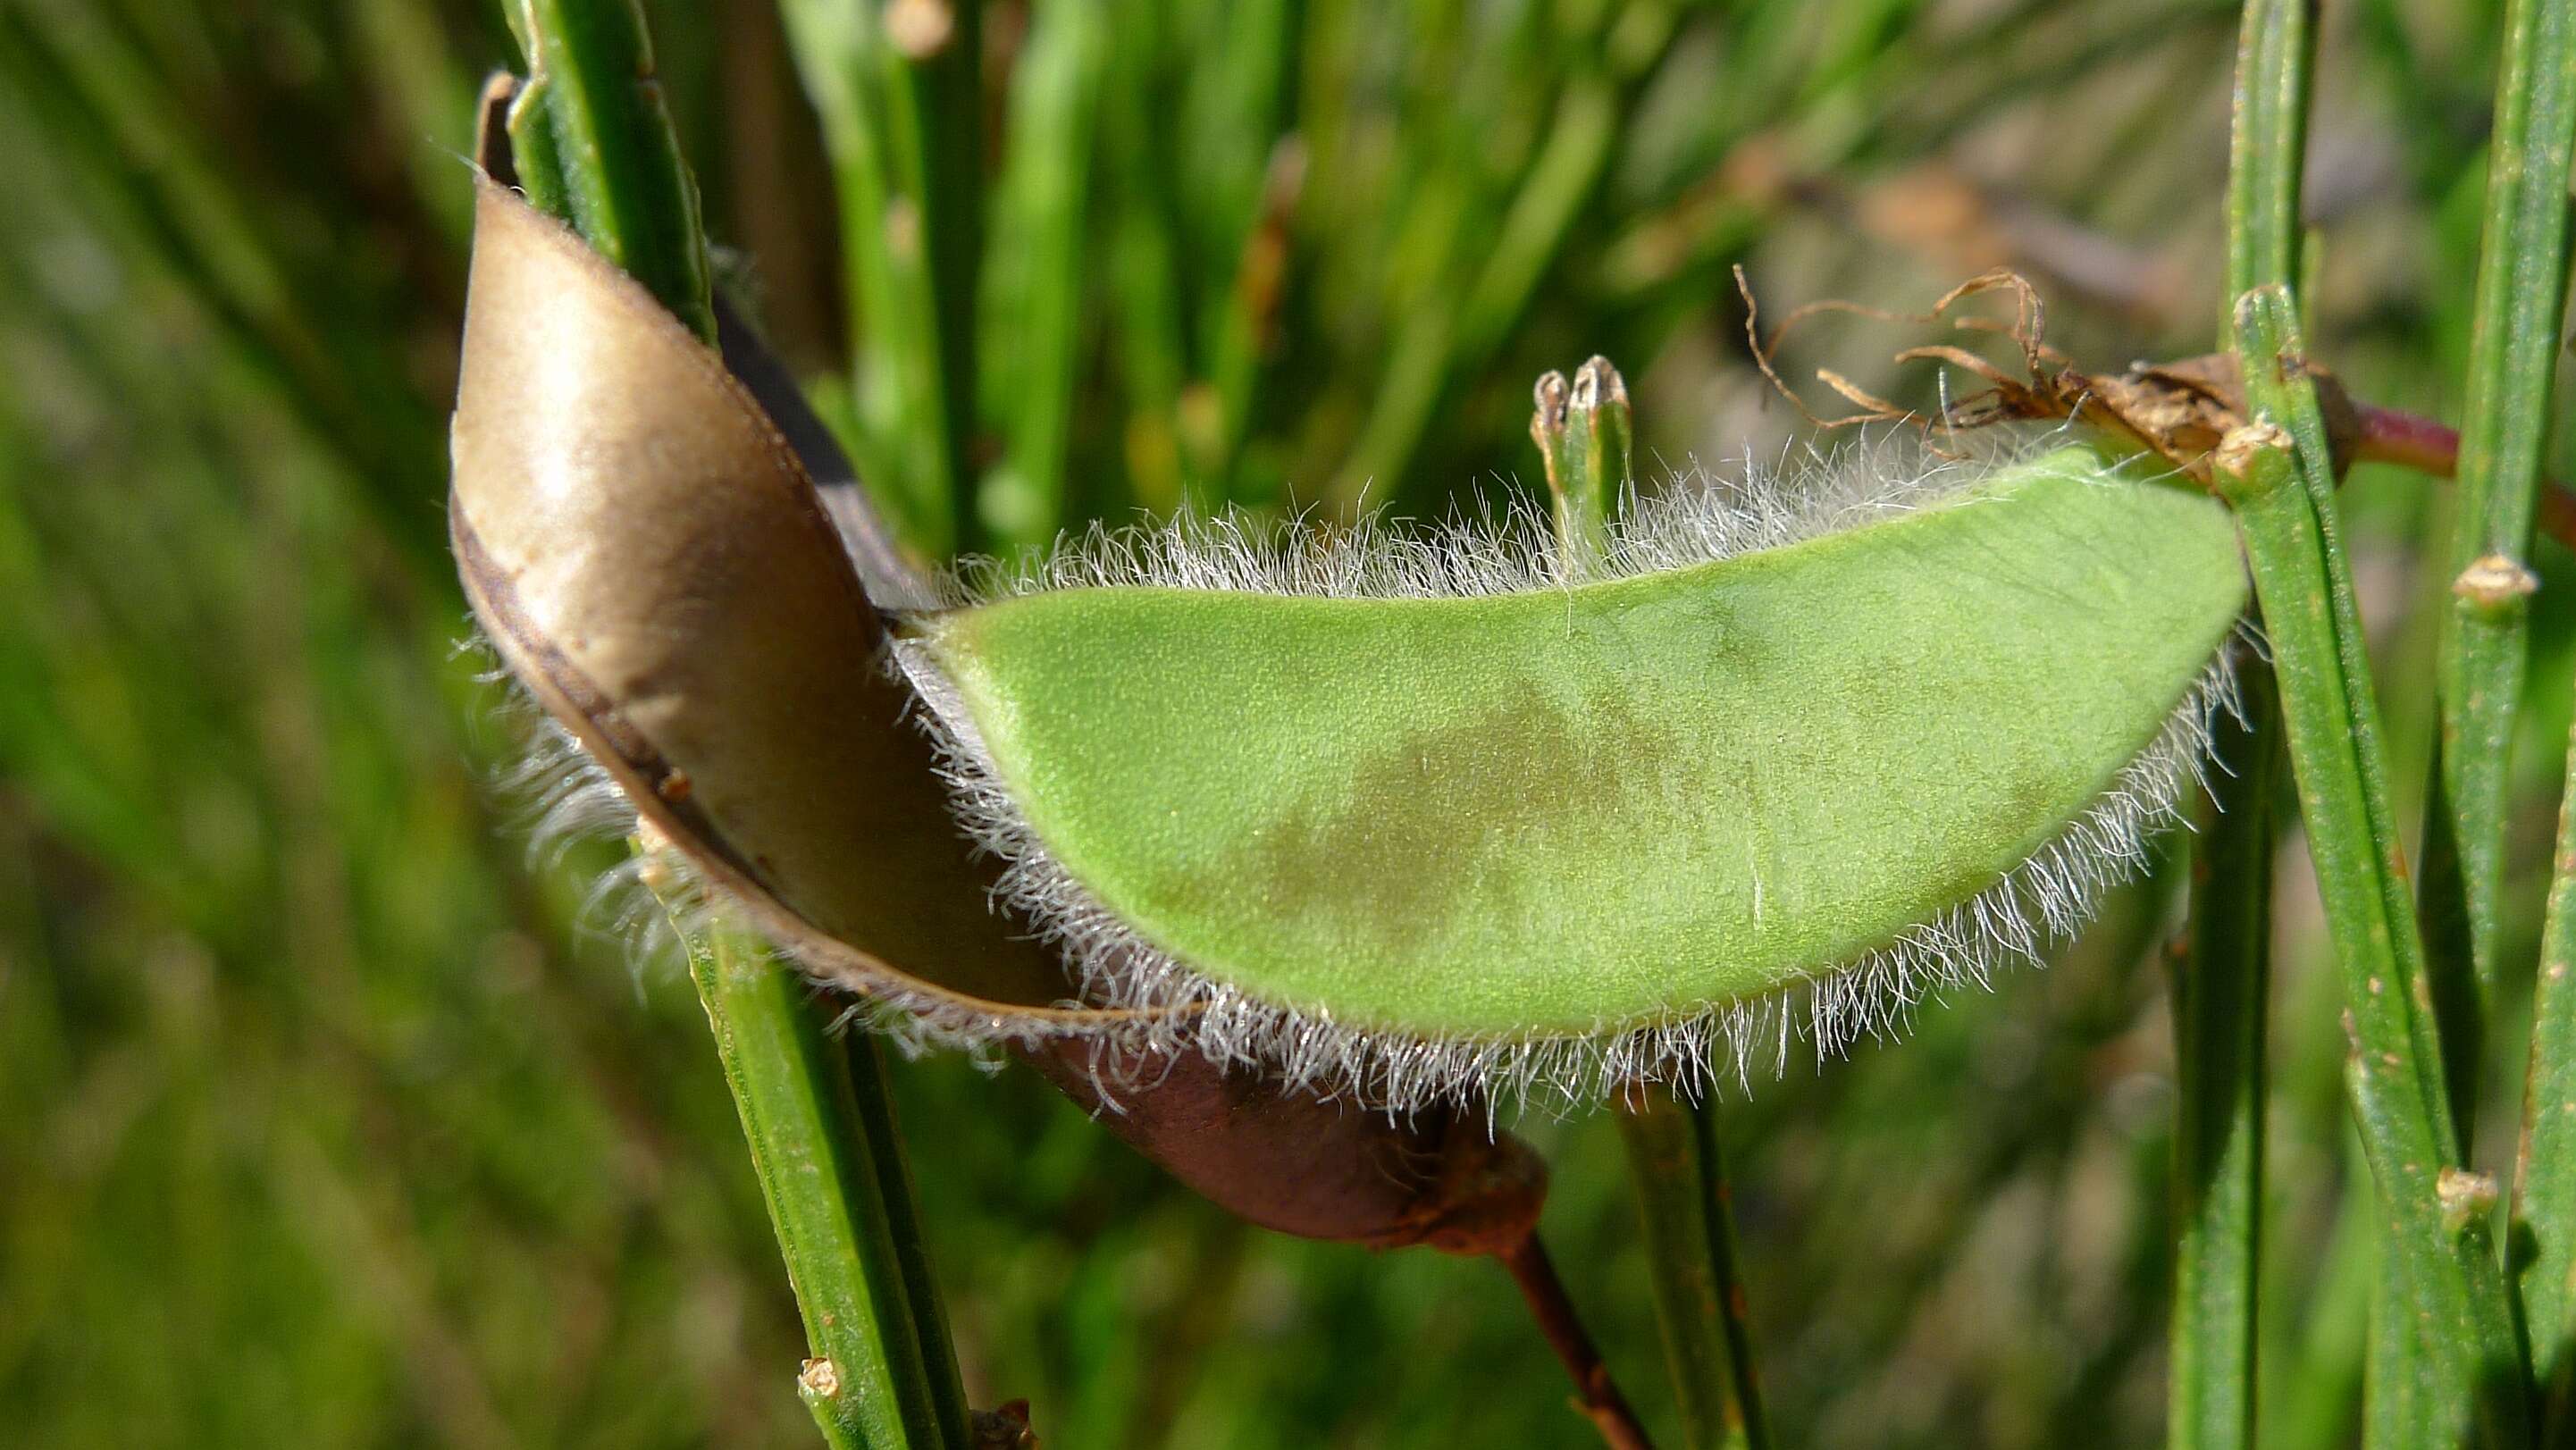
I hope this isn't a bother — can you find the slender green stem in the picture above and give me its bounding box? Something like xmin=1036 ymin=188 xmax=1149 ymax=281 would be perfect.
xmin=1615 ymin=1091 xmax=1751 ymax=1450
xmin=2173 ymin=7 xmax=2300 ymax=1440
xmin=1686 ymin=1097 xmax=1768 ymax=1450
xmin=2481 ymin=0 xmax=2576 ymax=1421
xmin=498 ymin=14 xmax=966 ymax=1437
xmin=2219 ymin=6 xmax=2445 ymax=1437
xmin=777 ymin=0 xmax=982 ymax=559
xmin=1604 ymin=1086 xmax=1774 ymax=1450
xmin=2168 ymin=666 xmax=2277 ymax=1450
xmin=503 ymin=0 xmax=716 ymax=341
xmin=2222 ymin=0 xmax=2311 ymax=303
xmin=2220 ymin=286 xmax=2530 ymax=1449
xmin=981 ymin=0 xmax=1104 ymax=553
xmin=842 ymin=1032 xmax=976 ymax=1446
xmin=646 ymin=859 xmax=968 ymax=1450
xmin=2509 ymin=10 xmax=2576 ymax=1404
xmin=2427 ymin=0 xmax=2576 ymax=1165
xmin=2522 ymin=732 xmax=2576 ymax=1442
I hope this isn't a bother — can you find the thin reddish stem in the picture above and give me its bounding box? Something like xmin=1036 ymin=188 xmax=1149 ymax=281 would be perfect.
xmin=2356 ymin=403 xmax=2576 ymax=550
xmin=2354 ymin=404 xmax=2463 ymax=478
xmin=1498 ymin=1234 xmax=1657 ymax=1450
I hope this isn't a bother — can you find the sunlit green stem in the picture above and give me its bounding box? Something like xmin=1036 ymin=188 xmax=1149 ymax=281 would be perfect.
xmin=2424 ymin=0 xmax=2576 ymax=1123
xmin=643 ymin=850 xmax=969 ymax=1449
xmin=2220 ymin=286 xmax=2530 ymax=1449
xmin=2167 ymin=667 xmax=2276 ymax=1450
xmin=499 ymin=9 xmax=964 ymax=1437
xmin=776 ymin=0 xmax=982 ymax=559
xmin=502 ymin=0 xmax=715 ymax=341
xmin=2485 ymin=0 xmax=2576 ymax=1427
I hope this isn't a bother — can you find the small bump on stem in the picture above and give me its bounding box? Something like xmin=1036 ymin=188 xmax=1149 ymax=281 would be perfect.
xmin=2450 ymin=553 xmax=2538 ymax=608
xmin=798 ymin=1357 xmax=843 ymax=1401
xmin=2437 ymin=1168 xmax=2499 ymax=1236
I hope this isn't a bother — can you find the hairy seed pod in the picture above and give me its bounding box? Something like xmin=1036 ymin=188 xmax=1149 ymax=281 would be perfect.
xmin=452 ymin=170 xmax=1541 ymax=1245
xmin=893 ymin=447 xmax=2248 ymax=1109
xmin=457 ymin=155 xmax=2249 ymax=1119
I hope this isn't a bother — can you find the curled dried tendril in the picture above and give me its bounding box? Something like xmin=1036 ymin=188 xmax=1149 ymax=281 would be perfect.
xmin=1732 ymin=264 xmax=2373 ymax=484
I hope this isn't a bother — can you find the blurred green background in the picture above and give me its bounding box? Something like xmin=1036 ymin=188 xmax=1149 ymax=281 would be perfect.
xmin=4 ymin=0 xmax=2572 ymax=1445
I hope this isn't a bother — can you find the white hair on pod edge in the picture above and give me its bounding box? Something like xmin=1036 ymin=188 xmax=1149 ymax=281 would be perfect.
xmin=876 ymin=427 xmax=2251 ymax=1116
xmin=479 ymin=426 xmax=2248 ymax=1117
xmin=470 ymin=643 xmax=1064 ymax=1071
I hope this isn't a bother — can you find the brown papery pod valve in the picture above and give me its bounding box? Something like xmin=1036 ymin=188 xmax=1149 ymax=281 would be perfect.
xmin=449 ymin=111 xmax=1548 ymax=1260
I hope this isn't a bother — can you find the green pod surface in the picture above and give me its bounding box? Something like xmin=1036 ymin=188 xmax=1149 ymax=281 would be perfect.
xmin=899 ymin=448 xmax=2248 ymax=1099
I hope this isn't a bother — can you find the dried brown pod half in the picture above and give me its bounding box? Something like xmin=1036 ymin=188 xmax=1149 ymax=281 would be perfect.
xmin=450 ymin=169 xmax=1089 ymax=1020
xmin=451 ymin=105 xmax=1547 ymax=1258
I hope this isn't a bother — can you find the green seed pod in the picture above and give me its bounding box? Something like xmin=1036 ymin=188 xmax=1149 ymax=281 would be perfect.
xmin=894 ymin=444 xmax=2248 ymax=1107
xmin=454 ymin=155 xmax=2249 ymax=1115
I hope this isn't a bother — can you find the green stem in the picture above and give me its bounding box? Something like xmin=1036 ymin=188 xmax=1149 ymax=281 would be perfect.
xmin=1687 ymin=1097 xmax=1768 ymax=1450
xmin=2511 ymin=2 xmax=2576 ymax=1396
xmin=2220 ymin=286 xmax=2530 ymax=1449
xmin=2482 ymin=0 xmax=2576 ymax=1416
xmin=2189 ymin=22 xmax=2291 ymax=1420
xmin=981 ymin=0 xmax=1105 ymax=553
xmin=1611 ymin=1099 xmax=1721 ymax=1447
xmin=2219 ymin=6 xmax=2447 ymax=1437
xmin=497 ymin=10 xmax=966 ymax=1436
xmin=2222 ymin=0 xmax=2311 ymax=304
xmin=842 ymin=1032 xmax=977 ymax=1446
xmin=648 ymin=864 xmax=969 ymax=1450
xmin=777 ymin=0 xmax=983 ymax=559
xmin=2168 ymin=666 xmax=2277 ymax=1450
xmin=504 ymin=0 xmax=716 ymax=342
xmin=2430 ymin=0 xmax=2576 ymax=984
xmin=2521 ymin=725 xmax=2576 ymax=1440
xmin=1330 ymin=1 xmax=1680 ymax=512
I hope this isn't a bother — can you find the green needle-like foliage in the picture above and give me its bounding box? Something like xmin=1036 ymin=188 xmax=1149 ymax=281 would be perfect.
xmin=24 ymin=1 xmax=2576 ymax=1445
xmin=776 ymin=0 xmax=984 ymax=559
